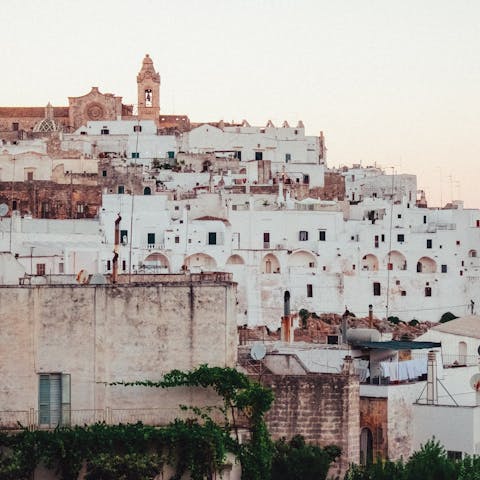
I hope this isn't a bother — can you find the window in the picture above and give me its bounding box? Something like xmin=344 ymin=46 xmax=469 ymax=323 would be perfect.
xmin=120 ymin=230 xmax=128 ymax=244
xmin=27 ymin=171 xmax=34 ymax=181
xmin=426 ymin=239 xmax=432 ymax=249
xmin=12 ymin=200 xmax=17 ymax=210
xmin=174 ymin=236 xmax=180 ymax=244
xmin=397 ymin=214 xmax=402 ymax=219
xmin=168 ymin=151 xmax=175 ymax=159
xmin=255 ymin=151 xmax=263 ymax=161
xmin=441 ymin=264 xmax=447 ymax=273
xmin=41 ymin=202 xmax=49 ymax=218
xmin=131 ymin=152 xmax=140 ymax=159
xmin=397 ymin=234 xmax=405 ymax=242
xmin=299 ymin=231 xmax=309 ymax=241
xmin=208 ymin=232 xmax=217 ymax=245
xmin=12 ymin=122 xmax=19 ymax=131
xmin=147 ymin=233 xmax=155 ymax=245
xmin=307 ymin=284 xmax=313 ymax=297
xmin=319 ymin=230 xmax=326 ymax=241
xmin=39 ymin=373 xmax=70 ymax=427
xmin=107 ymin=260 xmax=111 ymax=271
xmin=133 ymin=125 xmax=142 ymax=133
xmin=401 ymin=290 xmax=407 ymax=296
xmin=122 ymin=260 xmax=126 ymax=271
xmin=373 ymin=282 xmax=381 ymax=296
xmin=102 ymin=170 xmax=107 ymax=177
xmin=36 ymin=263 xmax=46 ymax=276
xmin=423 ymin=215 xmax=427 ymax=224
xmin=118 ymin=185 xmax=125 ymax=194
xmin=100 ymin=128 xmax=109 ymax=135
xmin=303 ymin=174 xmax=310 ymax=184
xmin=285 ymin=153 xmax=291 ymax=162
xmin=456 ymin=240 xmax=460 ymax=246
xmin=374 ymin=235 xmax=379 ymax=248
xmin=143 ymin=186 xmax=151 ymax=195
xmin=381 ymin=234 xmax=385 ymax=242
xmin=263 ymin=232 xmax=270 ymax=249
xmin=58 ymin=262 xmax=64 ymax=274
xmin=447 ymin=451 xmax=462 ymax=461
xmin=425 ymin=287 xmax=432 ymax=297
xmin=76 ymin=204 xmax=84 ymax=214
xmin=235 ymin=151 xmax=242 ymax=161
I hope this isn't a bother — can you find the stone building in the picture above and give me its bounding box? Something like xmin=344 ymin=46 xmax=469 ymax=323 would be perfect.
xmin=0 ymin=274 xmax=237 ymax=429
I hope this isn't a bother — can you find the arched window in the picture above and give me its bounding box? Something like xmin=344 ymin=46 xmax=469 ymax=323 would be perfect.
xmin=143 ymin=186 xmax=151 ymax=195
xmin=458 ymin=341 xmax=467 ymax=365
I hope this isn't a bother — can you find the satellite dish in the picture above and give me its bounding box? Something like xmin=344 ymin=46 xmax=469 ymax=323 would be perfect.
xmin=76 ymin=269 xmax=89 ymax=284
xmin=469 ymin=373 xmax=480 ymax=391
xmin=0 ymin=203 xmax=9 ymax=217
xmin=250 ymin=343 xmax=267 ymax=361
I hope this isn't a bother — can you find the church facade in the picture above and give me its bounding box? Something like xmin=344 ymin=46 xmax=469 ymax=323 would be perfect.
xmin=0 ymin=55 xmax=189 ymax=141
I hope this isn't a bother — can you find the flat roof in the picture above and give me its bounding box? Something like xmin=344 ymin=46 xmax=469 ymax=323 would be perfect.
xmin=356 ymin=340 xmax=441 ymax=350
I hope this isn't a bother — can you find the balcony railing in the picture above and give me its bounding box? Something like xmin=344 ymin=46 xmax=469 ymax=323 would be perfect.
xmin=0 ymin=406 xmax=229 ymax=431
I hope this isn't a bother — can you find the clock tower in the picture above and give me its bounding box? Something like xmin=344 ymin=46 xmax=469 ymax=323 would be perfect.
xmin=137 ymin=54 xmax=160 ymax=122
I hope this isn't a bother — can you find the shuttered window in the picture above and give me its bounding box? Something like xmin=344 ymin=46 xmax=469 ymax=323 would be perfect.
xmin=39 ymin=373 xmax=70 ymax=427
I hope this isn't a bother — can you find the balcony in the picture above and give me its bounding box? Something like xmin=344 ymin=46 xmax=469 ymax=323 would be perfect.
xmin=0 ymin=406 xmax=229 ymax=431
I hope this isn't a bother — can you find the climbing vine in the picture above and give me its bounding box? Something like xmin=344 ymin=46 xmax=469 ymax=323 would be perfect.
xmin=0 ymin=365 xmax=274 ymax=480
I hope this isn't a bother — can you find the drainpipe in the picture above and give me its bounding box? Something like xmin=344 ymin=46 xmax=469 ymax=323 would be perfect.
xmin=112 ymin=213 xmax=121 ymax=284
xmin=426 ymin=350 xmax=438 ymax=405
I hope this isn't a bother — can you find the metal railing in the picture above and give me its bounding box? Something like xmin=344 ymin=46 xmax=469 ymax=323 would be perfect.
xmin=0 ymin=406 xmax=229 ymax=431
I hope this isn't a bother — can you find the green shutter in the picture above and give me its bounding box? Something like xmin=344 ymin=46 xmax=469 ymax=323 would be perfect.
xmin=39 ymin=375 xmax=50 ymax=425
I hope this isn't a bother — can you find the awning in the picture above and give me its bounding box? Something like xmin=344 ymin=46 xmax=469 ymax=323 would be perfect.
xmin=355 ymin=340 xmax=441 ymax=350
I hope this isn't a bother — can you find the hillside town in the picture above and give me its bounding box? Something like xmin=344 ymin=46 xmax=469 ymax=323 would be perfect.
xmin=0 ymin=55 xmax=479 ymax=479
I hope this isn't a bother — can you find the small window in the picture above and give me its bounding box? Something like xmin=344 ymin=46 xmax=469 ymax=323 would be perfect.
xmin=27 ymin=171 xmax=34 ymax=181
xmin=120 ymin=230 xmax=128 ymax=244
xmin=456 ymin=240 xmax=460 ymax=246
xmin=174 ymin=205 xmax=179 ymax=211
xmin=133 ymin=125 xmax=142 ymax=133
xmin=147 ymin=233 xmax=155 ymax=245
xmin=299 ymin=231 xmax=309 ymax=241
xmin=118 ymin=185 xmax=125 ymax=194
xmin=374 ymin=235 xmax=379 ymax=248
xmin=174 ymin=236 xmax=180 ymax=244
xmin=102 ymin=170 xmax=107 ymax=177
xmin=143 ymin=186 xmax=151 ymax=195
xmin=131 ymin=152 xmax=140 ymax=159
xmin=263 ymin=232 xmax=270 ymax=248
xmin=285 ymin=153 xmax=291 ymax=162
xmin=319 ymin=230 xmax=326 ymax=241
xmin=255 ymin=151 xmax=263 ymax=161
xmin=423 ymin=215 xmax=427 ymax=224
xmin=58 ymin=262 xmax=64 ymax=274
xmin=12 ymin=122 xmax=19 ymax=131
xmin=425 ymin=287 xmax=432 ymax=297
xmin=122 ymin=260 xmax=126 ymax=271
xmin=36 ymin=263 xmax=46 ymax=276
xmin=235 ymin=151 xmax=242 ymax=161
xmin=12 ymin=200 xmax=17 ymax=210
xmin=107 ymin=260 xmax=111 ymax=271
xmin=76 ymin=204 xmax=84 ymax=214
xmin=168 ymin=151 xmax=175 ymax=159
xmin=447 ymin=451 xmax=462 ymax=461
xmin=307 ymin=284 xmax=313 ymax=297
xmin=397 ymin=214 xmax=402 ymax=219
xmin=208 ymin=232 xmax=217 ymax=245
xmin=381 ymin=234 xmax=385 ymax=242
xmin=309 ymin=262 xmax=315 ymax=268
xmin=373 ymin=282 xmax=381 ymax=296
xmin=441 ymin=264 xmax=447 ymax=273
xmin=401 ymin=290 xmax=407 ymax=296
xmin=186 ymin=204 xmax=191 ymax=211
xmin=426 ymin=239 xmax=432 ymax=249
xmin=397 ymin=234 xmax=405 ymax=242
xmin=100 ymin=128 xmax=109 ymax=135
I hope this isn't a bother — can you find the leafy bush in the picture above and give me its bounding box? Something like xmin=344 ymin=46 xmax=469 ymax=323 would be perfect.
xmin=409 ymin=319 xmax=419 ymax=326
xmin=388 ymin=316 xmax=400 ymax=325
xmin=271 ymin=435 xmax=340 ymax=480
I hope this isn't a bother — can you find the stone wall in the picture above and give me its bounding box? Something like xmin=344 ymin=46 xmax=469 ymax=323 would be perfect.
xmin=261 ymin=372 xmax=359 ymax=476
xmin=0 ymin=280 xmax=237 ymax=419
xmin=0 ymin=181 xmax=101 ymax=219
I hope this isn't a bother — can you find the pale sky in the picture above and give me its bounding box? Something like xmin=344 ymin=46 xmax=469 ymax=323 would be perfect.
xmin=1 ymin=0 xmax=479 ymax=207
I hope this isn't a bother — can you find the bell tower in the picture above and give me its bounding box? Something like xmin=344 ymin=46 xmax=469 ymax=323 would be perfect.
xmin=137 ymin=54 xmax=160 ymax=121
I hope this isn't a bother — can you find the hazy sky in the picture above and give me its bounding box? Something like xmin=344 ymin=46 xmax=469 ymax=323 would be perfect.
xmin=1 ymin=0 xmax=479 ymax=207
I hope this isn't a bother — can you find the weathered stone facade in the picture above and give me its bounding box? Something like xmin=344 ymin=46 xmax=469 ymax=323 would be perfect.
xmin=0 ymin=278 xmax=237 ymax=422
xmin=0 ymin=181 xmax=101 ymax=219
xmin=261 ymin=372 xmax=360 ymax=476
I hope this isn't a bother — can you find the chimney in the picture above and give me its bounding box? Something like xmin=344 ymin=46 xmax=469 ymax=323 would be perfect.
xmin=281 ymin=315 xmax=293 ymax=343
xmin=426 ymin=350 xmax=438 ymax=405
